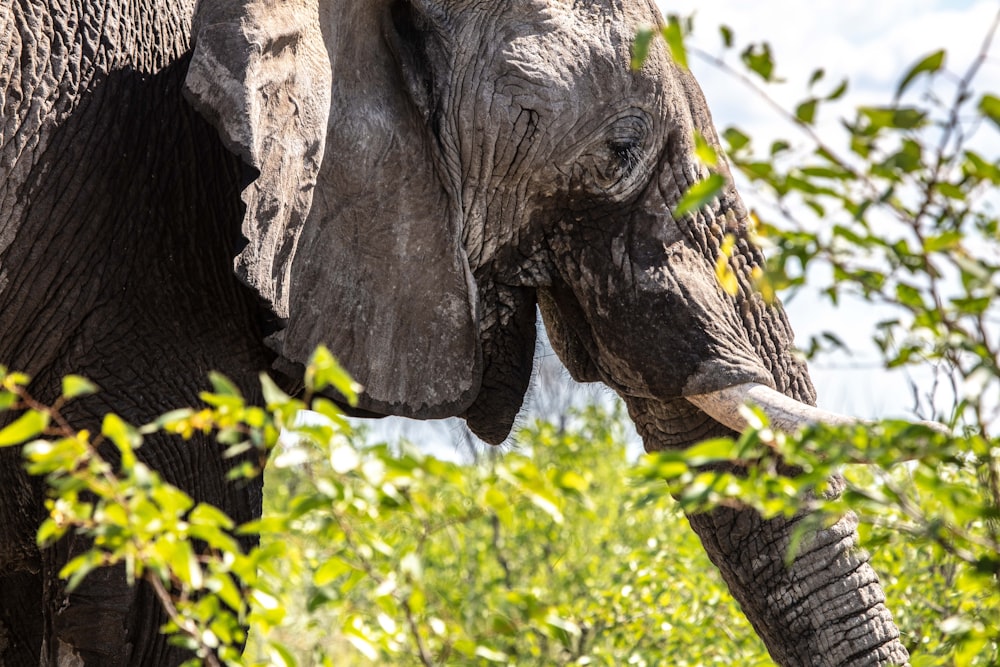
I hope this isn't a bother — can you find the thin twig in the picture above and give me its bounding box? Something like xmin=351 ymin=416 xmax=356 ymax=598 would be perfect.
xmin=147 ymin=574 xmax=223 ymax=667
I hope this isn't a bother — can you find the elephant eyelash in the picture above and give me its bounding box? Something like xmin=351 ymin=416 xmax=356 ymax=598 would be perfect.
xmin=609 ymin=140 xmax=642 ymax=173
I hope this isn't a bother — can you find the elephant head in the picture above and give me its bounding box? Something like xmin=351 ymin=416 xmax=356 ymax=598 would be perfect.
xmin=185 ymin=0 xmax=820 ymax=441
xmin=184 ymin=1 xmax=910 ymax=664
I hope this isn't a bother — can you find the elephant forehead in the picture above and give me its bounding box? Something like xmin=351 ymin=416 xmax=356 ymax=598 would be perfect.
xmin=496 ymin=10 xmax=631 ymax=94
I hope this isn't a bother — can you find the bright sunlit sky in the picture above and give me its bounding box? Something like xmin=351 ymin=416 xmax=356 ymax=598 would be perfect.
xmin=655 ymin=1 xmax=1000 ymax=421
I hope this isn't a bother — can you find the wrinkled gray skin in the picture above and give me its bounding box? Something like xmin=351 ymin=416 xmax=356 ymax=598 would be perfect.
xmin=1 ymin=1 xmax=909 ymax=665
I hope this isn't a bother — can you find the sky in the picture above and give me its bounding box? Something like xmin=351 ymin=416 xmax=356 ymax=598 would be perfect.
xmin=660 ymin=1 xmax=998 ymax=106
xmin=654 ymin=0 xmax=1000 ymax=421
xmin=366 ymin=2 xmax=1000 ymax=457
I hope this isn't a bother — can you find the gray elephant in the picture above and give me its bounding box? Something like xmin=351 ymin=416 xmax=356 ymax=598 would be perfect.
xmin=1 ymin=1 xmax=909 ymax=665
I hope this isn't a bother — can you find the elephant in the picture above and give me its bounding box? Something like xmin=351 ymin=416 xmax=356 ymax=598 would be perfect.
xmin=0 ymin=1 xmax=911 ymax=665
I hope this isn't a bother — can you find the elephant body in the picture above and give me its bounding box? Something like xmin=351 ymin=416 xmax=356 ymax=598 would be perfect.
xmin=1 ymin=1 xmax=909 ymax=665
xmin=1 ymin=2 xmax=271 ymax=663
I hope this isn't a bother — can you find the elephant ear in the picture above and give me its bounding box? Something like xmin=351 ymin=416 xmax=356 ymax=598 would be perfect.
xmin=184 ymin=0 xmax=330 ymax=316
xmin=185 ymin=0 xmax=482 ymax=418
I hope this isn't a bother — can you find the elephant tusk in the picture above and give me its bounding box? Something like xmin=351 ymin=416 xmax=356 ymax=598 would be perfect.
xmin=686 ymin=382 xmax=859 ymax=434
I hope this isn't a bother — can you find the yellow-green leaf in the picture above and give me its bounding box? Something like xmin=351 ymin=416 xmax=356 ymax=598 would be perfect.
xmin=0 ymin=410 xmax=48 ymax=447
xmin=796 ymin=98 xmax=818 ymax=125
xmin=661 ymin=17 xmax=688 ymax=69
xmin=208 ymin=371 xmax=242 ymax=398
xmin=896 ymin=49 xmax=945 ymax=98
xmin=631 ymin=26 xmax=655 ymax=70
xmin=102 ymin=414 xmax=141 ymax=459
xmin=694 ymin=131 xmax=719 ymax=168
xmin=62 ymin=375 xmax=98 ymax=399
xmin=314 ymin=557 xmax=353 ymax=586
xmin=259 ymin=372 xmax=291 ymax=407
xmin=306 ymin=346 xmax=361 ymax=405
xmin=979 ymin=93 xmax=1000 ymax=130
xmin=674 ymin=173 xmax=725 ymax=218
xmin=188 ymin=503 xmax=235 ymax=530
xmin=714 ymin=234 xmax=739 ymax=296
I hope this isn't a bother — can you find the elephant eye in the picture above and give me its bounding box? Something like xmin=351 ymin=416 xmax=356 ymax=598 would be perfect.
xmin=567 ymin=113 xmax=651 ymax=202
xmin=597 ymin=136 xmax=646 ymax=194
xmin=609 ymin=139 xmax=642 ymax=174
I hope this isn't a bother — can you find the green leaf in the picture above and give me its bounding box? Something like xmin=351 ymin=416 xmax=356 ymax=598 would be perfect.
xmin=796 ymin=99 xmax=818 ymax=125
xmin=188 ymin=503 xmax=236 ymax=531
xmin=964 ymin=151 xmax=1000 ymax=183
xmin=62 ymin=375 xmax=98 ymax=399
xmin=631 ymin=26 xmax=655 ymax=70
xmin=895 ymin=283 xmax=926 ymax=310
xmin=741 ymin=42 xmax=776 ymax=82
xmin=259 ymin=373 xmax=290 ymax=407
xmin=719 ymin=25 xmax=733 ymax=49
xmin=61 ymin=551 xmax=103 ymax=592
xmin=102 ymin=414 xmax=141 ymax=460
xmin=684 ymin=438 xmax=739 ymax=465
xmin=267 ymin=642 xmax=299 ymax=667
xmin=673 ymin=173 xmax=725 ymax=218
xmin=723 ymin=127 xmax=750 ymax=153
xmin=951 ymin=296 xmax=992 ymax=315
xmin=896 ymin=49 xmax=945 ymax=98
xmin=825 ymin=78 xmax=848 ymax=101
xmin=770 ymin=140 xmax=791 ymax=156
xmin=923 ymin=230 xmax=962 ymax=253
xmin=693 ymin=131 xmax=719 ymax=167
xmin=935 ymin=183 xmax=963 ymax=200
xmin=305 ymin=346 xmax=360 ymax=405
xmin=555 ymin=470 xmax=589 ymax=493
xmin=314 ymin=557 xmax=353 ymax=586
xmin=0 ymin=370 xmax=30 ymax=391
xmin=661 ymin=17 xmax=688 ymax=69
xmin=36 ymin=518 xmax=65 ymax=547
xmin=0 ymin=410 xmax=49 ymax=447
xmin=860 ymin=106 xmax=927 ymax=130
xmin=144 ymin=408 xmax=195 ymax=434
xmin=208 ymin=371 xmax=242 ymax=398
xmin=978 ymin=93 xmax=1000 ymax=130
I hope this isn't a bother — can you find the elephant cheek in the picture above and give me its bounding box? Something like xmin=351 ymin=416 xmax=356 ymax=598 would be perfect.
xmin=537 ymin=287 xmax=603 ymax=385
xmin=577 ymin=242 xmax=774 ymax=403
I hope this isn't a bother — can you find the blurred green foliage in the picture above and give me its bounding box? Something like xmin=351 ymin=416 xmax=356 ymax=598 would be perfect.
xmin=0 ymin=360 xmax=774 ymax=666
xmin=251 ymin=403 xmax=773 ymax=666
xmin=639 ymin=11 xmax=1000 ymax=666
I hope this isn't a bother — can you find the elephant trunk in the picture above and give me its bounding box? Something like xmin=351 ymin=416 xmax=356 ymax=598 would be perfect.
xmin=539 ymin=191 xmax=911 ymax=664
xmin=626 ymin=397 xmax=911 ymax=667
xmin=688 ymin=496 xmax=910 ymax=666
xmin=611 ymin=175 xmax=910 ymax=663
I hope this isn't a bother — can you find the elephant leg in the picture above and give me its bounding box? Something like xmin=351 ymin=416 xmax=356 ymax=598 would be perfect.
xmin=39 ymin=530 xmax=191 ymax=666
xmin=686 ymin=501 xmax=910 ymax=667
xmin=41 ymin=557 xmax=133 ymax=666
xmin=0 ymin=570 xmax=44 ymax=666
